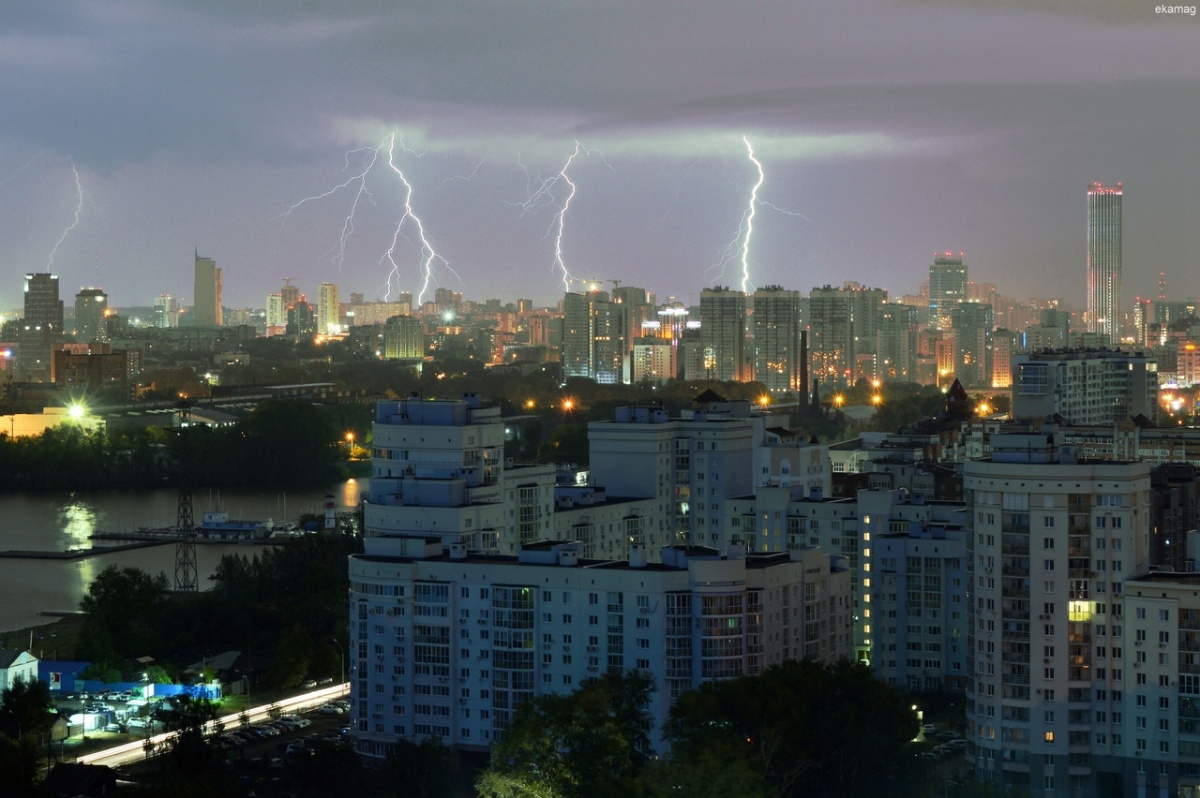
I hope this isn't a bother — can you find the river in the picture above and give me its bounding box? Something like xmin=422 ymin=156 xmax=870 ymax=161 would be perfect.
xmin=0 ymin=479 xmax=366 ymax=641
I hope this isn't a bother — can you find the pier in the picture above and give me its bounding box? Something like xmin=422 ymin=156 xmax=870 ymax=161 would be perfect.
xmin=0 ymin=541 xmax=171 ymax=561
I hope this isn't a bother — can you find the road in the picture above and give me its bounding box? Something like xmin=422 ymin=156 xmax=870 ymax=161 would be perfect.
xmin=76 ymin=683 xmax=349 ymax=768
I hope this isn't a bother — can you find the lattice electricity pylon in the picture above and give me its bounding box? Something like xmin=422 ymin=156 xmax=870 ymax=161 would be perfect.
xmin=173 ymin=398 xmax=198 ymax=593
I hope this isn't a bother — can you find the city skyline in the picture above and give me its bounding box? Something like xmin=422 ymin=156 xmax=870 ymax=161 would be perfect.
xmin=1 ymin=3 xmax=1198 ymax=312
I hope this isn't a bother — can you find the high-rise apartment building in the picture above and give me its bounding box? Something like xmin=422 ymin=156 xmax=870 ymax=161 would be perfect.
xmin=19 ymin=273 xmax=63 ymax=382
xmin=753 ymin=286 xmax=807 ymax=396
xmin=1086 ymin=183 xmax=1122 ymax=344
xmin=287 ymin=299 xmax=315 ymax=335
xmin=73 ymin=287 xmax=108 ymax=343
xmin=876 ymin=303 xmax=920 ymax=382
xmin=929 ymin=253 xmax=967 ymax=331
xmin=699 ymin=287 xmax=746 ymax=382
xmin=265 ymin=294 xmax=285 ymax=330
xmin=317 ymin=282 xmax=341 ymax=335
xmin=382 ymin=315 xmax=424 ymax=361
xmin=192 ymin=252 xmax=222 ymax=327
xmin=153 ymin=295 xmax=179 ymax=328
xmin=561 ymin=289 xmax=621 ymax=383
xmin=808 ymin=285 xmax=854 ymax=387
xmin=965 ymin=431 xmax=1151 ymax=796
xmin=1012 ymin=348 xmax=1157 ymax=425
xmin=951 ymin=301 xmax=994 ymax=389
xmin=280 ymin=280 xmax=300 ymax=312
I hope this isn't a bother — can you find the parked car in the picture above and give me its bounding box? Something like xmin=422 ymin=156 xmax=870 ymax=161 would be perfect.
xmin=318 ymin=704 xmax=343 ymax=715
xmin=301 ymin=680 xmax=317 ymax=689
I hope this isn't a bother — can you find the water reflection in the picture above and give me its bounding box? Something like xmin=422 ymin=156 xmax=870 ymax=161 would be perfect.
xmin=59 ymin=500 xmax=98 ymax=550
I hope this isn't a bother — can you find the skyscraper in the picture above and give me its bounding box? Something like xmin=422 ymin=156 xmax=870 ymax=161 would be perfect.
xmin=950 ymin=301 xmax=993 ymax=388
xmin=73 ymin=287 xmax=108 ymax=343
xmin=699 ymin=287 xmax=746 ymax=382
xmin=1086 ymin=182 xmax=1122 ymax=344
xmin=928 ymin=253 xmax=967 ymax=331
xmin=317 ymin=282 xmax=340 ymax=335
xmin=19 ymin=273 xmax=63 ymax=382
xmin=753 ymin=286 xmax=806 ymax=396
xmin=561 ymin=289 xmax=621 ymax=383
xmin=192 ymin=252 xmax=222 ymax=327
xmin=153 ymin=294 xmax=179 ymax=328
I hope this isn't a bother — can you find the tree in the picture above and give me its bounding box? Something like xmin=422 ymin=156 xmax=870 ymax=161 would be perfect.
xmin=477 ymin=670 xmax=656 ymax=798
xmin=666 ymin=660 xmax=922 ymax=798
xmin=0 ymin=675 xmax=56 ymax=742
xmin=78 ymin=566 xmax=169 ymax=661
xmin=157 ymin=694 xmax=225 ymax=780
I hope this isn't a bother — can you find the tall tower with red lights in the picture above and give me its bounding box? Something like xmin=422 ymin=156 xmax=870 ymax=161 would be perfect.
xmin=1086 ymin=182 xmax=1122 ymax=344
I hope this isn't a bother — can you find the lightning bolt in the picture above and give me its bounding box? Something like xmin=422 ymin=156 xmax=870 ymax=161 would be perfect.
xmin=519 ymin=142 xmax=581 ymax=292
xmin=0 ymin=154 xmax=38 ymax=188
xmin=47 ymin=162 xmax=83 ymax=269
xmin=739 ymin=136 xmax=764 ymax=293
xmin=280 ymin=133 xmax=456 ymax=304
xmin=383 ymin=133 xmax=455 ymax=305
xmin=278 ymin=145 xmax=380 ymax=274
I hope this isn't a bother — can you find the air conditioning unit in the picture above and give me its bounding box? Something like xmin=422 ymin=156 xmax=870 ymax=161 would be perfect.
xmin=1160 ymin=643 xmax=1167 ymax=648
xmin=639 ymin=607 xmax=652 ymax=614
xmin=586 ymin=646 xmax=597 ymax=652
xmin=563 ymin=645 xmax=570 ymax=652
xmin=1136 ymin=641 xmax=1142 ymax=647
xmin=477 ymin=619 xmax=487 ymax=625
xmin=1044 ymin=658 xmax=1052 ymax=664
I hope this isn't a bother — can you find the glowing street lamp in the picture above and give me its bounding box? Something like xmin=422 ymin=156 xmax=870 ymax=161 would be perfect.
xmin=345 ymin=432 xmax=355 ymax=458
xmin=68 ymin=402 xmax=87 ymax=421
xmin=561 ymin=398 xmax=575 ymax=412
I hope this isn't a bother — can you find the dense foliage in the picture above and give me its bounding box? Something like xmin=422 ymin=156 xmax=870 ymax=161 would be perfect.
xmin=0 ymin=399 xmax=364 ymax=492
xmin=665 ymin=659 xmax=922 ymax=798
xmin=475 ymin=662 xmax=928 ymax=798
xmin=477 ymin=671 xmax=656 ymax=798
xmin=77 ymin=533 xmax=359 ymax=687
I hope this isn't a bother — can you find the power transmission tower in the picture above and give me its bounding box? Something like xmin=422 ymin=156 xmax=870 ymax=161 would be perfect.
xmin=173 ymin=399 xmax=198 ymax=593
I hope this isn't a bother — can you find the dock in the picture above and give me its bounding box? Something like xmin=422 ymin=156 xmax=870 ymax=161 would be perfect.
xmin=0 ymin=541 xmax=171 ymax=560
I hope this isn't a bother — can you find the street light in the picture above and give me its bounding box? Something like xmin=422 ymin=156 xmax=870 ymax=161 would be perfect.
xmin=345 ymin=432 xmax=355 ymax=459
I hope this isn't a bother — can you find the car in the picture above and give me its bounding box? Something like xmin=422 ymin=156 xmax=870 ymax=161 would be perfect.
xmin=936 ymin=730 xmax=959 ymax=741
xmin=103 ymin=723 xmax=121 ymax=733
xmin=318 ymin=704 xmax=343 ymax=715
xmin=317 ymin=677 xmax=334 ymax=685
xmin=948 ymin=738 xmax=968 ymax=750
xmin=128 ymin=718 xmax=152 ymax=730
xmin=921 ymin=723 xmax=938 ymax=735
xmin=301 ymin=679 xmax=317 ymax=689
xmin=285 ymin=742 xmax=307 ymax=756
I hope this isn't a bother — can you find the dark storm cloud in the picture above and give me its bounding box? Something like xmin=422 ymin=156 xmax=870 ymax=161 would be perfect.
xmin=1 ymin=0 xmax=1198 ymax=307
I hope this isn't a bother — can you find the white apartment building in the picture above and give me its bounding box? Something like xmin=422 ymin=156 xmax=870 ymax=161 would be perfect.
xmin=317 ymin=282 xmax=341 ymax=335
xmin=1012 ymin=349 xmax=1158 ymax=426
xmin=965 ymin=431 xmax=1152 ymax=797
xmin=589 ymin=393 xmax=799 ymax=549
xmin=348 ymin=540 xmax=852 ymax=759
xmin=365 ymin=394 xmax=556 ymax=553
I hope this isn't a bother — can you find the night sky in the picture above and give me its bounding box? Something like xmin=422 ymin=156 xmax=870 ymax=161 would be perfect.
xmin=2 ymin=1 xmax=1198 ymax=311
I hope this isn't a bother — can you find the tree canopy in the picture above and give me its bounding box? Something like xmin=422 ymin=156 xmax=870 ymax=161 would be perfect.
xmin=477 ymin=670 xmax=655 ymax=798
xmin=665 ymin=659 xmax=922 ymax=798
